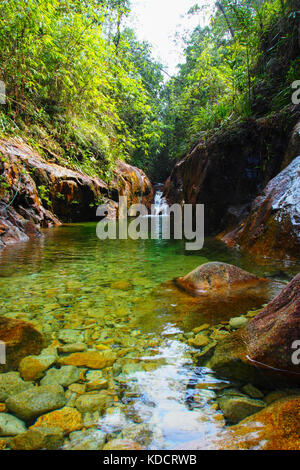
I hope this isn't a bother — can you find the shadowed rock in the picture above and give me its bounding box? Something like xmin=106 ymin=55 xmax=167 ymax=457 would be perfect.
xmin=222 ymin=156 xmax=300 ymax=259
xmin=0 ymin=317 xmax=44 ymax=372
xmin=207 ymin=273 xmax=300 ymax=386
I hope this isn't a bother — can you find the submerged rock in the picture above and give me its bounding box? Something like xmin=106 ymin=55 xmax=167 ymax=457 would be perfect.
xmin=242 ymin=384 xmax=264 ymax=399
xmin=0 ymin=413 xmax=27 ymax=436
xmin=179 ymin=396 xmax=300 ymax=450
xmin=6 ymin=385 xmax=66 ymax=422
xmin=207 ymin=273 xmax=300 ymax=386
xmin=65 ymin=428 xmax=106 ymax=450
xmin=10 ymin=426 xmax=64 ymax=450
xmin=103 ymin=438 xmax=144 ymax=450
xmin=75 ymin=391 xmax=115 ymax=414
xmin=57 ymin=343 xmax=87 ymax=354
xmin=58 ymin=350 xmax=117 ymax=369
xmin=18 ymin=347 xmax=58 ymax=381
xmin=0 ymin=317 xmax=44 ymax=372
xmin=188 ymin=334 xmax=210 ymax=349
xmin=40 ymin=365 xmax=81 ymax=387
xmin=217 ymin=393 xmax=266 ymax=424
xmin=30 ymin=407 xmax=83 ymax=435
xmin=229 ymin=316 xmax=248 ymax=330
xmin=58 ymin=329 xmax=84 ymax=345
xmin=119 ymin=424 xmax=153 ymax=446
xmin=0 ymin=372 xmax=34 ymax=401
xmin=176 ymin=262 xmax=267 ymax=297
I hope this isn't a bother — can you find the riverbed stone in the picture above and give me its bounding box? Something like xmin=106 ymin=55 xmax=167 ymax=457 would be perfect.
xmin=57 ymin=343 xmax=87 ymax=354
xmin=119 ymin=424 xmax=152 ymax=446
xmin=188 ymin=334 xmax=210 ymax=349
xmin=264 ymin=390 xmax=289 ymax=404
xmin=218 ymin=394 xmax=266 ymax=424
xmin=0 ymin=413 xmax=27 ymax=436
xmin=0 ymin=372 xmax=34 ymax=401
xmin=10 ymin=426 xmax=64 ymax=450
xmin=6 ymin=385 xmax=67 ymax=422
xmin=103 ymin=438 xmax=144 ymax=450
xmin=18 ymin=347 xmax=58 ymax=381
xmin=86 ymin=379 xmax=108 ymax=392
xmin=30 ymin=407 xmax=83 ymax=435
xmin=176 ymin=262 xmax=267 ymax=297
xmin=65 ymin=428 xmax=107 ymax=450
xmin=179 ymin=396 xmax=300 ymax=450
xmin=58 ymin=329 xmax=84 ymax=344
xmin=68 ymin=383 xmax=86 ymax=395
xmin=86 ymin=370 xmax=104 ymax=381
xmin=40 ymin=366 xmax=81 ymax=387
xmin=75 ymin=391 xmax=115 ymax=414
xmin=111 ymin=281 xmax=132 ymax=291
xmin=58 ymin=350 xmax=117 ymax=369
xmin=229 ymin=316 xmax=248 ymax=329
xmin=242 ymin=384 xmax=264 ymax=399
xmin=0 ymin=317 xmax=44 ymax=372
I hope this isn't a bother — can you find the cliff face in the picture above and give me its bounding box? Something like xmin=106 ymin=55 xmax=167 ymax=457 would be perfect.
xmin=0 ymin=138 xmax=153 ymax=248
xmin=222 ymin=156 xmax=300 ymax=259
xmin=163 ymin=106 xmax=300 ymax=258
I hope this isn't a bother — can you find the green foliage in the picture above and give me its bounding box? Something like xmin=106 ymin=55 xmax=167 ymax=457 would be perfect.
xmin=160 ymin=0 xmax=300 ymax=166
xmin=0 ymin=0 xmax=298 ymax=184
xmin=0 ymin=0 xmax=163 ymax=181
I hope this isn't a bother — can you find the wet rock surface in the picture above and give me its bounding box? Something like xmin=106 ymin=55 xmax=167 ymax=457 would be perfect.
xmin=10 ymin=426 xmax=64 ymax=450
xmin=0 ymin=413 xmax=27 ymax=436
xmin=163 ymin=108 xmax=300 ymax=235
xmin=176 ymin=262 xmax=268 ymax=297
xmin=40 ymin=366 xmax=81 ymax=387
xmin=217 ymin=391 xmax=266 ymax=424
xmin=222 ymin=156 xmax=300 ymax=259
xmin=0 ymin=372 xmax=34 ymax=401
xmin=30 ymin=407 xmax=83 ymax=435
xmin=6 ymin=385 xmax=67 ymax=422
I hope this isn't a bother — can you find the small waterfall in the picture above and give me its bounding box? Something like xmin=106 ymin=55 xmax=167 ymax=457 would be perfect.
xmin=153 ymin=190 xmax=169 ymax=216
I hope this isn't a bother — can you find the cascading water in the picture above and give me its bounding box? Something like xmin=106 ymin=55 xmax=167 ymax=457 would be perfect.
xmin=153 ymin=190 xmax=169 ymax=216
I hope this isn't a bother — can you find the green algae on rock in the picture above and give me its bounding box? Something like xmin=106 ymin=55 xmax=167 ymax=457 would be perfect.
xmin=207 ymin=273 xmax=300 ymax=387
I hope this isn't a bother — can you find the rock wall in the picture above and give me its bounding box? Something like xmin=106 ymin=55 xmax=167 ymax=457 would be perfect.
xmin=207 ymin=273 xmax=300 ymax=387
xmin=163 ymin=106 xmax=300 ymax=236
xmin=222 ymin=156 xmax=300 ymax=259
xmin=0 ymin=137 xmax=153 ymax=248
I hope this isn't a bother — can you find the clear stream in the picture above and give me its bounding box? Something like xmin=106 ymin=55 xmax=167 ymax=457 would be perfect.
xmin=0 ymin=214 xmax=299 ymax=449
